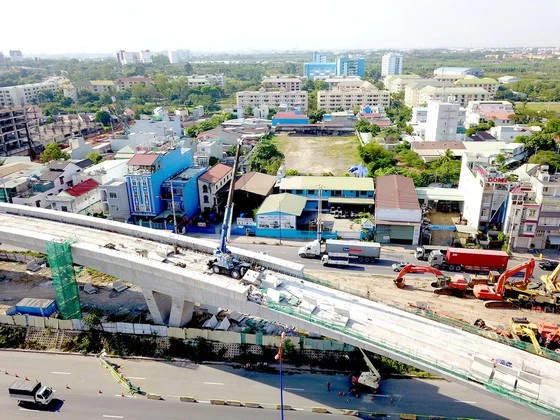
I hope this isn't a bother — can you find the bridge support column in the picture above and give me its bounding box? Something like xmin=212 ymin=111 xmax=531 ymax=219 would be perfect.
xmin=169 ymin=298 xmax=195 ymax=327
xmin=142 ymin=289 xmax=172 ymax=325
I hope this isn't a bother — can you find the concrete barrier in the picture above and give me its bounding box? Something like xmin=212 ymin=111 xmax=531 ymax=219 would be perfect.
xmin=311 ymin=407 xmax=330 ymax=413
xmin=210 ymin=399 xmax=226 ymax=405
xmin=179 ymin=396 xmax=197 ymax=403
xmin=277 ymin=404 xmax=292 ymax=410
xmin=243 ymin=402 xmax=262 ymax=408
xmin=226 ymin=400 xmax=242 ymax=406
xmin=146 ymin=393 xmax=161 ymax=400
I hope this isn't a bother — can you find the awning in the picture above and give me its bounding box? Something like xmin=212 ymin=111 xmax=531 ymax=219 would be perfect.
xmin=328 ymin=197 xmax=375 ymax=205
xmin=375 ymin=220 xmax=420 ymax=226
xmin=456 ymin=225 xmax=480 ymax=236
xmin=548 ymin=236 xmax=560 ymax=245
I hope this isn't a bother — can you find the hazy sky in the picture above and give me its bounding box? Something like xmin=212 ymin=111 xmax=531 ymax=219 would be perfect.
xmin=3 ymin=0 xmax=560 ymax=55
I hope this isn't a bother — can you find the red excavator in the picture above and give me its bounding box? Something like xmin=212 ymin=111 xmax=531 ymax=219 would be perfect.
xmin=473 ymin=259 xmax=535 ymax=306
xmin=432 ymin=271 xmax=500 ymax=296
xmin=393 ymin=264 xmax=449 ymax=289
xmin=538 ymin=323 xmax=560 ymax=351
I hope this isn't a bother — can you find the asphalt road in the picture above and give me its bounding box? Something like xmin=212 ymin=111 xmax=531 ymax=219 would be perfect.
xmin=0 ymin=351 xmax=545 ymax=420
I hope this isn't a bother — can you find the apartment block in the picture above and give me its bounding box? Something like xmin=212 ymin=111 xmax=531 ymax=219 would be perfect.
xmin=455 ymin=77 xmax=499 ymax=95
xmin=116 ymin=50 xmax=157 ymax=65
xmin=383 ymin=74 xmax=422 ymax=93
xmin=417 ymin=86 xmax=491 ymax=107
xmin=115 ymin=77 xmax=154 ymax=91
xmin=316 ymin=81 xmax=390 ymax=112
xmin=433 ymin=67 xmax=484 ymax=81
xmin=381 ymin=53 xmax=403 ymax=77
xmin=0 ymin=107 xmax=30 ymax=157
xmin=0 ymin=78 xmax=65 ymax=107
xmin=236 ymin=89 xmax=308 ymax=110
xmin=262 ymin=76 xmax=302 ymax=91
xmin=425 ymin=100 xmax=460 ymax=142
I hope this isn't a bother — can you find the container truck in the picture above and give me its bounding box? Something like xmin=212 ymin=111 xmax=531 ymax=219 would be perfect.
xmin=415 ymin=246 xmax=446 ymax=261
xmin=299 ymin=239 xmax=381 ymax=263
xmin=428 ymin=247 xmax=509 ymax=272
xmin=9 ymin=379 xmax=54 ymax=406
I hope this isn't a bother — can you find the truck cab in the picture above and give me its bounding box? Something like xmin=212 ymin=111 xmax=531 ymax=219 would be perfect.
xmin=298 ymin=240 xmax=321 ymax=259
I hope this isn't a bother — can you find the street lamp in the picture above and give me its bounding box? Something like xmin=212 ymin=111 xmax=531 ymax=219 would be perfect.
xmin=275 ymin=332 xmax=286 ymax=420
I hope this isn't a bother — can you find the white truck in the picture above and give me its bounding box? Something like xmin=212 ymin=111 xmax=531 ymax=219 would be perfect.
xmin=320 ymin=252 xmax=349 ymax=267
xmin=9 ymin=379 xmax=54 ymax=406
xmin=299 ymin=239 xmax=381 ymax=263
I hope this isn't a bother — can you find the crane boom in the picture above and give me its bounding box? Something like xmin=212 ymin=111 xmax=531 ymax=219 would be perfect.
xmin=473 ymin=259 xmax=535 ymax=300
xmin=541 ymin=261 xmax=560 ymax=294
xmin=218 ymin=139 xmax=243 ymax=254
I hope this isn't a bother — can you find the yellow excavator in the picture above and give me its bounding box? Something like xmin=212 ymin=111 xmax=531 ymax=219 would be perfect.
xmin=510 ymin=317 xmax=542 ymax=355
xmin=541 ymin=261 xmax=560 ymax=295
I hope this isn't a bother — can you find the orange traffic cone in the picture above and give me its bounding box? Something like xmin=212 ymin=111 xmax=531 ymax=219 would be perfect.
xmin=121 ymin=393 xmax=125 ymax=397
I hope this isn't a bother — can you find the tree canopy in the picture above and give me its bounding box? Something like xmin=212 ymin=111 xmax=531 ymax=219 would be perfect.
xmin=248 ymin=140 xmax=284 ymax=174
xmin=40 ymin=142 xmax=70 ymax=163
xmin=529 ymin=150 xmax=560 ymax=173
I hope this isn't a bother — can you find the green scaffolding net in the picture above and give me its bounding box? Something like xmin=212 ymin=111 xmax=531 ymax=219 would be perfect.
xmin=46 ymin=239 xmax=82 ymax=320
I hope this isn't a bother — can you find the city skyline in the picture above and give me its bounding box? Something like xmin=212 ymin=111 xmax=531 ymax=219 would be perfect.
xmin=2 ymin=0 xmax=560 ymax=56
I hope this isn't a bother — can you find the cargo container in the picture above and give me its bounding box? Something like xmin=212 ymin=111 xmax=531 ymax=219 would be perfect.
xmin=428 ymin=247 xmax=509 ymax=272
xmin=15 ymin=298 xmax=57 ymax=317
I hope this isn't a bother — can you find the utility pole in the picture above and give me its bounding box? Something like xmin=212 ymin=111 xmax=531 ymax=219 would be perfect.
xmin=170 ymin=179 xmax=177 ymax=234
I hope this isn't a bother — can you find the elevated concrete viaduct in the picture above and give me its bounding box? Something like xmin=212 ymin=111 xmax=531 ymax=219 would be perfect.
xmin=0 ymin=203 xmax=559 ymax=416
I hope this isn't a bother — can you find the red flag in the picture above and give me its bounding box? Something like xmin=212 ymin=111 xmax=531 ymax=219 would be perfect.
xmin=275 ymin=332 xmax=285 ymax=362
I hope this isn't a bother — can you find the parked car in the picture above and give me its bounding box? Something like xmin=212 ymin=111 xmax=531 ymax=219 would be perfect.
xmin=539 ymin=260 xmax=558 ymax=271
xmin=392 ymin=261 xmax=416 ymax=272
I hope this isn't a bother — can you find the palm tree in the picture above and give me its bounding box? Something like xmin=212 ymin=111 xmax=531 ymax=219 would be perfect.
xmin=437 ymin=149 xmax=454 ymax=165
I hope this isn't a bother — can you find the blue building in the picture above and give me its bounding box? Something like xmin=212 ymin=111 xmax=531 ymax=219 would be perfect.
xmin=126 ymin=146 xmax=194 ymax=223
xmin=303 ymin=62 xmax=336 ymax=79
xmin=160 ymin=165 xmax=208 ymax=230
xmin=277 ymin=176 xmax=374 ymax=212
xmin=272 ymin=111 xmax=309 ymax=127
xmin=336 ymin=57 xmax=365 ymax=78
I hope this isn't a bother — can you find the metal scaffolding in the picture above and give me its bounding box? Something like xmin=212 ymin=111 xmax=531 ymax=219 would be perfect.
xmin=46 ymin=239 xmax=82 ymax=320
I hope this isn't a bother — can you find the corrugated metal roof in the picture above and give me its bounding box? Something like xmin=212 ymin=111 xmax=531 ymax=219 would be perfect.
xmin=64 ymin=178 xmax=99 ymax=197
xmin=415 ymin=187 xmax=464 ymax=201
xmin=199 ymin=163 xmax=232 ymax=183
xmin=278 ymin=176 xmax=374 ymax=191
xmin=375 ymin=175 xmax=420 ymax=210
xmin=257 ymin=193 xmax=307 ymax=216
xmin=328 ymin=197 xmax=375 ymax=205
xmin=234 ymin=172 xmax=276 ymax=196
xmin=48 ymin=160 xmax=71 ymax=170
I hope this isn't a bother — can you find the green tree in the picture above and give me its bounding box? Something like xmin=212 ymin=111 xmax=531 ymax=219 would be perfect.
xmin=249 ymin=141 xmax=284 ymax=173
xmin=495 ymin=154 xmax=506 ymax=164
xmin=285 ymin=169 xmax=301 ymax=176
xmin=515 ymin=132 xmax=556 ymax=155
xmin=86 ymin=152 xmax=103 ymax=164
xmin=40 ymin=142 xmax=70 ymax=163
xmin=529 ymin=150 xmax=560 ymax=173
xmin=95 ymin=110 xmax=112 ymax=126
xmin=359 ymin=143 xmax=396 ymax=176
xmin=244 ymin=106 xmax=253 ymax=117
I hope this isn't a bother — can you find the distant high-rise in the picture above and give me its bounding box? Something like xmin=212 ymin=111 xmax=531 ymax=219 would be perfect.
xmin=304 ymin=52 xmax=365 ymax=79
xmin=381 ymin=53 xmax=403 ymax=77
xmin=312 ymin=52 xmax=328 ymax=63
xmin=9 ymin=50 xmax=23 ymax=62
xmin=425 ymin=100 xmax=460 ymax=142
xmin=336 ymin=56 xmax=365 ymax=78
xmin=168 ymin=50 xmax=191 ymax=64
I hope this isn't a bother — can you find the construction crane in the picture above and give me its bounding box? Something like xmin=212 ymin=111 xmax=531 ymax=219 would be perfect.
xmin=206 ymin=139 xmax=251 ymax=279
xmin=541 ymin=261 xmax=560 ymax=295
xmin=350 ymin=348 xmax=381 ymax=394
xmin=393 ymin=264 xmax=449 ymax=289
xmin=473 ymin=259 xmax=535 ymax=306
xmin=510 ymin=317 xmax=542 ymax=355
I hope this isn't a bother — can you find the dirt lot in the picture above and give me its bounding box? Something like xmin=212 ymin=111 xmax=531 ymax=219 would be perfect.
xmin=274 ymin=133 xmax=361 ymax=176
xmin=0 ymin=261 xmax=147 ymax=319
xmin=306 ymin=267 xmax=560 ymax=331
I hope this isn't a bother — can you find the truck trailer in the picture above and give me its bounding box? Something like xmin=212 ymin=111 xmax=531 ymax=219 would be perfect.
xmin=321 ymin=252 xmax=350 ymax=267
xmin=299 ymin=239 xmax=381 ymax=263
xmin=8 ymin=379 xmax=54 ymax=406
xmin=428 ymin=247 xmax=509 ymax=272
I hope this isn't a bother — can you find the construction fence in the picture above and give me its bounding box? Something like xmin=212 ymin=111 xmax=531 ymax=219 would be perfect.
xmin=0 ymin=314 xmax=351 ymax=353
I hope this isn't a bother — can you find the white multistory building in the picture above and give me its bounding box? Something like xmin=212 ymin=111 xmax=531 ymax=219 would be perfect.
xmin=236 ymin=89 xmax=308 ymax=110
xmin=465 ymin=100 xmax=515 ymax=128
xmin=381 ymin=53 xmax=403 ymax=77
xmin=0 ymin=78 xmax=66 ymax=107
xmin=316 ymin=81 xmax=390 ymax=112
xmin=424 ymin=100 xmax=460 ymax=142
xmin=116 ymin=50 xmax=158 ymax=65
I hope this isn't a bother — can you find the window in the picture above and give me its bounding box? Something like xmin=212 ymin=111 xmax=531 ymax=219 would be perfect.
xmin=525 ymin=224 xmax=534 ymax=233
xmin=202 ymin=185 xmax=208 ymax=193
xmin=203 ymin=195 xmax=209 ymax=204
xmin=109 ymin=192 xmax=117 ymax=199
xmin=308 ymin=190 xmax=315 ymax=195
xmin=528 ymin=209 xmax=537 ymax=218
xmin=61 ymin=206 xmax=68 ymax=212
xmin=110 ymin=205 xmax=119 ymax=212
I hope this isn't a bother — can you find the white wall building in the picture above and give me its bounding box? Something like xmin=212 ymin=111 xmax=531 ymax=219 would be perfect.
xmin=74 ymin=159 xmax=128 ymax=186
xmin=490 ymin=125 xmax=532 ymax=142
xmin=198 ymin=163 xmax=233 ymax=213
xmin=45 ymin=178 xmax=101 ymax=214
xmin=262 ymin=77 xmax=302 ymax=91
xmin=100 ymin=178 xmax=131 ymax=222
xmin=381 ymin=53 xmax=403 ymax=77
xmin=0 ymin=78 xmax=66 ymax=107
xmin=383 ymin=74 xmax=422 ymax=93
xmin=465 ymin=100 xmax=515 ymax=128
xmin=424 ymin=100 xmax=460 ymax=142
xmin=317 ymin=81 xmax=390 ymax=111
xmin=236 ymin=89 xmax=308 ymax=110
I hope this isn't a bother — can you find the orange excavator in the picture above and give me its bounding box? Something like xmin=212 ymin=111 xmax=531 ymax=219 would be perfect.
xmin=473 ymin=259 xmax=535 ymax=307
xmin=393 ymin=264 xmax=449 ymax=289
xmin=538 ymin=323 xmax=560 ymax=351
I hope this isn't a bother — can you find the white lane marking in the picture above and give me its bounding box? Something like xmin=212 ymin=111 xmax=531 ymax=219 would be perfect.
xmin=455 ymin=400 xmax=477 ymax=404
xmin=203 ymin=382 xmax=224 ymax=385
xmin=19 ymin=408 xmax=37 ymax=412
xmin=102 ymin=416 xmax=124 ymax=419
xmin=126 ymin=376 xmax=146 ymax=380
xmin=284 ymin=387 xmax=305 ymax=391
xmin=293 ymin=407 xmax=304 ymax=411
xmin=52 ymin=371 xmax=71 ymax=375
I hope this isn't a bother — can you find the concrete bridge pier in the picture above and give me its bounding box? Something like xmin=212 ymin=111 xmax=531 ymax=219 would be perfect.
xmin=169 ymin=298 xmax=195 ymax=327
xmin=142 ymin=289 xmax=172 ymax=325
